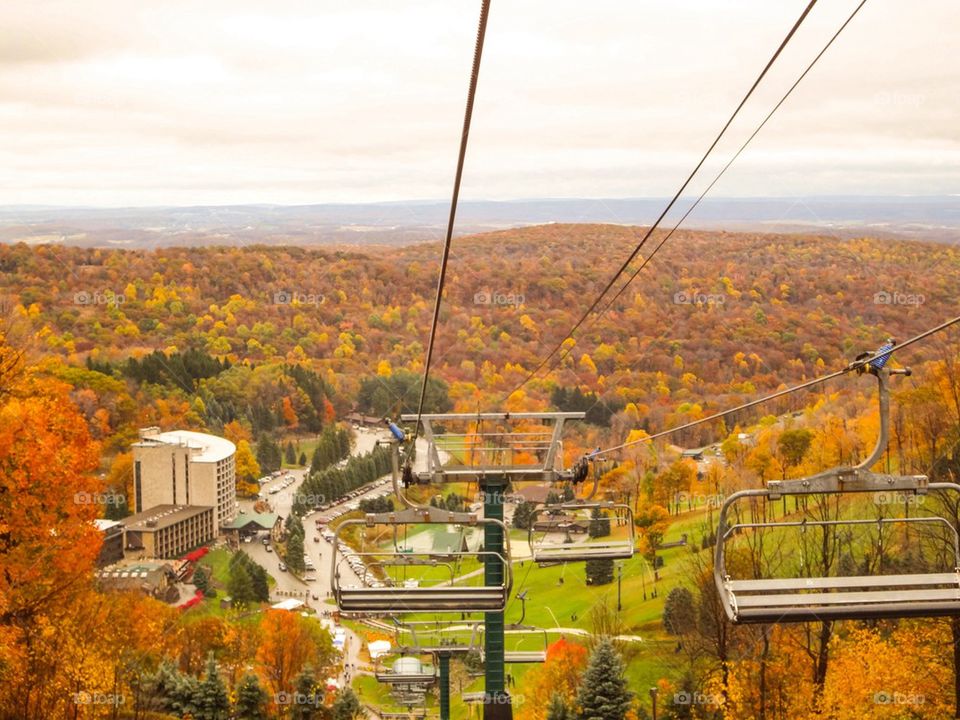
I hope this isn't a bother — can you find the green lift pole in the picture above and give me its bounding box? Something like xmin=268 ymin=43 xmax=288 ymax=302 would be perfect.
xmin=482 ymin=475 xmax=511 ymax=720
xmin=438 ymin=651 xmax=451 ymax=720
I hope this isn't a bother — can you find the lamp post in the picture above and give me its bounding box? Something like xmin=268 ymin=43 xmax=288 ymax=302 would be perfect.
xmin=650 ymin=687 xmax=659 ymax=720
xmin=616 ymin=564 xmax=623 ymax=612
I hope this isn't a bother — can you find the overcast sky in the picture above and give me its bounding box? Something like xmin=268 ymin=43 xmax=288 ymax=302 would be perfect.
xmin=1 ymin=0 xmax=957 ymax=206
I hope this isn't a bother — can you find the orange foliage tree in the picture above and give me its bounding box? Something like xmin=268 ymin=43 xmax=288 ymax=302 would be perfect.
xmin=517 ymin=637 xmax=589 ymax=720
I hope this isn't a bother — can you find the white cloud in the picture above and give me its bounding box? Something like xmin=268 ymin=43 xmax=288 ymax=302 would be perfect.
xmin=0 ymin=0 xmax=957 ymax=205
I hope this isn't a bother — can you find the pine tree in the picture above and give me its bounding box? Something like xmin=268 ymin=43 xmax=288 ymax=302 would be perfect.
xmin=299 ymin=451 xmax=308 ymax=466
xmin=285 ymin=442 xmax=297 ymax=465
xmin=588 ymin=507 xmax=611 ymax=539
xmin=662 ymin=587 xmax=696 ymax=636
xmin=547 ymin=693 xmax=572 ymax=720
xmin=513 ymin=501 xmax=535 ymax=530
xmin=575 ymin=638 xmax=632 ymax=720
xmin=585 ymin=558 xmax=614 ymax=585
xmin=193 ymin=565 xmax=211 ymax=594
xmin=250 ymin=564 xmax=270 ymax=602
xmin=256 ymin=435 xmax=282 ymax=474
xmin=291 ymin=665 xmax=320 ymax=720
xmin=228 ymin=562 xmax=255 ymax=603
xmin=196 ymin=652 xmax=230 ymax=720
xmin=332 ymin=688 xmax=363 ymax=720
xmin=287 ymin=532 xmax=306 ymax=573
xmin=234 ymin=673 xmax=268 ymax=720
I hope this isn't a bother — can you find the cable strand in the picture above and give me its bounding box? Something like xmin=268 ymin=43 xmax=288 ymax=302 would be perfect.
xmin=412 ymin=0 xmax=492 ymax=444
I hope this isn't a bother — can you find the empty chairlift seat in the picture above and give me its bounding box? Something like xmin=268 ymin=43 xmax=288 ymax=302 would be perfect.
xmin=723 ymin=570 xmax=960 ymax=623
xmin=529 ymin=501 xmax=635 ymax=564
xmin=332 ymin=507 xmax=513 ymax=613
xmin=480 ymin=624 xmax=548 ymax=663
xmin=715 ymin=367 xmax=960 ymax=624
xmin=715 ymin=476 xmax=960 ymax=624
xmin=392 ymin=618 xmax=482 ymax=655
xmin=374 ymin=656 xmax=437 ymax=686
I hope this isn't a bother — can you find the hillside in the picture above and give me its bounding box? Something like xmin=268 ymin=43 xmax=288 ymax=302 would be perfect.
xmin=0 ymin=223 xmax=954 ymax=449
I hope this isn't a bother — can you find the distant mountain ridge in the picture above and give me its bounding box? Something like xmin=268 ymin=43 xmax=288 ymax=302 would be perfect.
xmin=0 ymin=196 xmax=956 ymax=248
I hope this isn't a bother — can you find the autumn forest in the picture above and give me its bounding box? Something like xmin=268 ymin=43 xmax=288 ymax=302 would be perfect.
xmin=2 ymin=223 xmax=960 ymax=719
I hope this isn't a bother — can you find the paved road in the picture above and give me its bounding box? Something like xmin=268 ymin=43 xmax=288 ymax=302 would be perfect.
xmin=237 ymin=429 xmax=440 ymax=605
xmin=236 ymin=427 xmax=389 ymax=602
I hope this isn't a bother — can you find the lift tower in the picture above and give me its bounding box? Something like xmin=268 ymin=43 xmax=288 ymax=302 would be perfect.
xmin=358 ymin=412 xmax=582 ymax=720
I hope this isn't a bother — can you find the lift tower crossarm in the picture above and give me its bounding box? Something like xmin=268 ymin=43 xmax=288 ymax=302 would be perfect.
xmin=399 ymin=412 xmax=585 ymax=484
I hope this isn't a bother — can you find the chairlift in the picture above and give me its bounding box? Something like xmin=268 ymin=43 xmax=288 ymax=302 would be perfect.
xmin=528 ymin=499 xmax=635 ymax=564
xmin=479 ymin=624 xmax=548 ymax=663
xmin=715 ymin=366 xmax=960 ymax=623
xmin=374 ymin=655 xmax=438 ymax=686
xmin=391 ymin=618 xmax=483 ymax=655
xmin=332 ymin=506 xmax=513 ymax=613
xmin=361 ymin=558 xmax=457 ymax=588
xmin=398 ymin=412 xmax=585 ymax=484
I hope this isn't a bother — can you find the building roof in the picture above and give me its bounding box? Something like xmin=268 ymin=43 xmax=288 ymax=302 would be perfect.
xmin=271 ymin=599 xmax=305 ymax=611
xmin=96 ymin=561 xmax=174 ymax=590
xmin=93 ymin=518 xmax=123 ymax=532
xmin=123 ymin=504 xmax=213 ymax=531
xmin=134 ymin=428 xmax=235 ymax=463
xmin=223 ymin=511 xmax=280 ymax=531
xmin=513 ymin=485 xmax=553 ymax=504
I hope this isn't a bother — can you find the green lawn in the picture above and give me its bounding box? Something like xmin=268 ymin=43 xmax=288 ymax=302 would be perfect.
xmin=280 ymin=434 xmax=320 ymax=469
xmin=200 ymin=547 xmax=233 ymax=587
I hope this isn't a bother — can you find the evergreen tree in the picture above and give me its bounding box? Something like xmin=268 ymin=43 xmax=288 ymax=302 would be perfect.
xmin=547 ymin=693 xmax=572 ymax=720
xmin=193 ymin=565 xmax=211 ymax=595
xmin=285 ymin=442 xmax=297 ymax=465
xmin=588 ymin=507 xmax=611 ymax=539
xmin=291 ymin=665 xmax=322 ymax=720
xmin=234 ymin=672 xmax=268 ymax=720
xmin=196 ymin=652 xmax=230 ymax=720
xmin=285 ymin=512 xmax=305 ymax=538
xmin=228 ymin=562 xmax=255 ymax=603
xmin=299 ymin=451 xmax=308 ymax=466
xmin=332 ymin=688 xmax=363 ymax=720
xmin=287 ymin=532 xmax=306 ymax=573
xmin=256 ymin=435 xmax=282 ymax=474
xmin=585 ymin=558 xmax=614 ymax=586
xmin=250 ymin=564 xmax=270 ymax=602
xmin=576 ymin=638 xmax=632 ymax=720
xmin=512 ymin=501 xmax=536 ymax=530
xmin=662 ymin=587 xmax=696 ymax=636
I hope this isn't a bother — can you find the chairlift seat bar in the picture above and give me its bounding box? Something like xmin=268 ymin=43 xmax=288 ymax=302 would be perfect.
xmin=735 ymin=587 xmax=960 ymax=609
xmin=729 ymin=573 xmax=960 ymax=593
xmin=534 ymin=546 xmax=635 ymax=561
xmin=374 ymin=673 xmax=437 ymax=685
xmin=736 ymin=600 xmax=960 ymax=623
xmin=337 ymin=587 xmax=508 ymax=612
xmin=396 ymin=645 xmax=476 ymax=655
xmin=503 ymin=651 xmax=547 ymax=663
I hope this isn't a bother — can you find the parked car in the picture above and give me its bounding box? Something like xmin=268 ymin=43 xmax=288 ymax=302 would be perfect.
xmin=278 ymin=562 xmax=287 ymax=571
xmin=265 ymin=545 xmax=273 ymax=553
xmin=313 ymin=536 xmax=321 ymax=543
